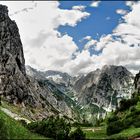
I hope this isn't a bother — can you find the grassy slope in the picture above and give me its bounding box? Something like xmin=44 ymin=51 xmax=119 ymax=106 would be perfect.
xmin=0 ymin=109 xmax=49 ymax=139
xmin=109 ymin=127 xmax=140 ymax=139
xmin=83 ymin=126 xmax=108 ymax=139
xmin=1 ymin=100 xmax=33 ymax=121
xmin=83 ymin=126 xmax=140 ymax=139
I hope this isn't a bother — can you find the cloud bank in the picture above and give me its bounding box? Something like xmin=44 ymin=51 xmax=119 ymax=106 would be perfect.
xmin=0 ymin=1 xmax=140 ymax=75
xmin=83 ymin=1 xmax=140 ymax=75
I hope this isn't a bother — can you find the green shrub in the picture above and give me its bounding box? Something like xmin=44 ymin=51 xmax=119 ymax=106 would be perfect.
xmin=107 ymin=115 xmax=119 ymax=124
xmin=106 ymin=94 xmax=140 ymax=136
xmin=0 ymin=117 xmax=9 ymax=139
xmin=123 ymin=117 xmax=133 ymax=128
xmin=130 ymin=106 xmax=136 ymax=112
xmin=28 ymin=116 xmax=71 ymax=140
xmin=126 ymin=109 xmax=140 ymax=120
xmin=133 ymin=109 xmax=140 ymax=116
xmin=133 ymin=116 xmax=140 ymax=128
xmin=72 ymin=121 xmax=93 ymax=127
xmin=69 ymin=127 xmax=85 ymax=140
xmin=107 ymin=120 xmax=124 ymax=135
xmin=18 ymin=119 xmax=28 ymax=127
xmin=118 ymin=98 xmax=138 ymax=112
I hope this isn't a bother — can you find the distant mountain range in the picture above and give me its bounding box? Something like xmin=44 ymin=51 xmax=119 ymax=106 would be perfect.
xmin=26 ymin=65 xmax=135 ymax=121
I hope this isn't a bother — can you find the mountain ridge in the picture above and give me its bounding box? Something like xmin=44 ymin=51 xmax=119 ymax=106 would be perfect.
xmin=26 ymin=64 xmax=135 ymax=121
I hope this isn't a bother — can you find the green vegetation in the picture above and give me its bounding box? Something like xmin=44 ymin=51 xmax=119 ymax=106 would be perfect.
xmin=69 ymin=127 xmax=86 ymax=140
xmin=1 ymin=101 xmax=140 ymax=140
xmin=80 ymin=126 xmax=140 ymax=139
xmin=106 ymin=92 xmax=140 ymax=138
xmin=27 ymin=116 xmax=86 ymax=140
xmin=78 ymin=92 xmax=140 ymax=139
xmin=72 ymin=121 xmax=93 ymax=127
xmin=109 ymin=127 xmax=140 ymax=139
xmin=0 ymin=116 xmax=8 ymax=139
xmin=1 ymin=100 xmax=33 ymax=121
xmin=0 ymin=109 xmax=47 ymax=139
xmin=27 ymin=116 xmax=71 ymax=140
xmin=0 ymin=107 xmax=86 ymax=140
xmin=83 ymin=126 xmax=107 ymax=139
xmin=107 ymin=94 xmax=140 ymax=135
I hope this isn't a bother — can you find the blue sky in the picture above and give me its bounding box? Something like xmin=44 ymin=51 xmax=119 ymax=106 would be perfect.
xmin=1 ymin=1 xmax=139 ymax=75
xmin=59 ymin=1 xmax=131 ymax=51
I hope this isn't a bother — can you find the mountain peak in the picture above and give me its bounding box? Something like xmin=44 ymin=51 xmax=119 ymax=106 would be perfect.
xmin=0 ymin=5 xmax=8 ymax=22
xmin=101 ymin=65 xmax=133 ymax=77
xmin=0 ymin=4 xmax=26 ymax=76
xmin=0 ymin=4 xmax=8 ymax=14
xmin=74 ymin=65 xmax=134 ymax=118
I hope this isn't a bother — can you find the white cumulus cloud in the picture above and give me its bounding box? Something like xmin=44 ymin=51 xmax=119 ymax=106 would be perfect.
xmin=90 ymin=1 xmax=101 ymax=7
xmin=84 ymin=39 xmax=97 ymax=50
xmin=80 ymin=2 xmax=140 ymax=75
xmin=0 ymin=1 xmax=140 ymax=75
xmin=116 ymin=9 xmax=128 ymax=15
xmin=83 ymin=36 xmax=92 ymax=41
xmin=72 ymin=5 xmax=86 ymax=11
xmin=0 ymin=1 xmax=90 ymax=74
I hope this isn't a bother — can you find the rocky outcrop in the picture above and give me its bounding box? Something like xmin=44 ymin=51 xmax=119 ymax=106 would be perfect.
xmin=134 ymin=71 xmax=140 ymax=93
xmin=0 ymin=4 xmax=30 ymax=104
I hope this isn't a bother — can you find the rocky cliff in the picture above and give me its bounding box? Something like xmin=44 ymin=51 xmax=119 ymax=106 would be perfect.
xmin=134 ymin=71 xmax=140 ymax=93
xmin=0 ymin=5 xmax=77 ymax=121
xmin=73 ymin=65 xmax=134 ymax=119
xmin=0 ymin=5 xmax=31 ymax=104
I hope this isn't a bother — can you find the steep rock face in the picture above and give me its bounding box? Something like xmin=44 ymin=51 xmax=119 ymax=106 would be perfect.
xmin=73 ymin=65 xmax=134 ymax=118
xmin=0 ymin=5 xmax=52 ymax=114
xmin=0 ymin=5 xmax=31 ymax=104
xmin=0 ymin=5 xmax=77 ymax=120
xmin=134 ymin=71 xmax=140 ymax=93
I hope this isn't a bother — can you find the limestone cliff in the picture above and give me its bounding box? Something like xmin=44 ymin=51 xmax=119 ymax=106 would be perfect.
xmin=0 ymin=5 xmax=30 ymax=104
xmin=0 ymin=5 xmax=77 ymax=121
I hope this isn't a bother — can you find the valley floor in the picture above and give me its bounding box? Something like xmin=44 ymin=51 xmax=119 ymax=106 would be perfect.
xmin=81 ymin=126 xmax=140 ymax=139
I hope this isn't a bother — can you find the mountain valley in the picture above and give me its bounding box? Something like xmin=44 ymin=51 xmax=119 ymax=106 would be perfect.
xmin=0 ymin=3 xmax=140 ymax=140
